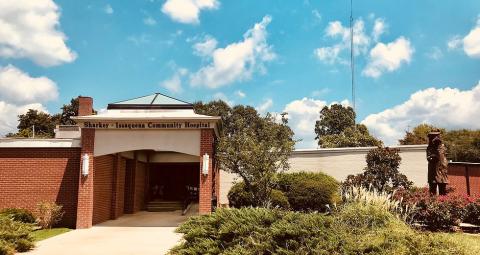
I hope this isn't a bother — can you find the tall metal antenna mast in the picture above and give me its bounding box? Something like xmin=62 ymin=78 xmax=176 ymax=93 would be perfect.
xmin=350 ymin=0 xmax=356 ymax=123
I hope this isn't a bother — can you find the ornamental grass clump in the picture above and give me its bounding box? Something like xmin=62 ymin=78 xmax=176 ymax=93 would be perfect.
xmin=341 ymin=186 xmax=416 ymax=224
xmin=36 ymin=202 xmax=64 ymax=229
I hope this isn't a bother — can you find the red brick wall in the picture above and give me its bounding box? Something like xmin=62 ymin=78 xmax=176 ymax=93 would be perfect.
xmin=199 ymin=129 xmax=214 ymax=214
xmin=112 ymin=155 xmax=126 ymax=219
xmin=0 ymin=148 xmax=80 ymax=228
xmin=76 ymin=128 xmax=95 ymax=228
xmin=92 ymin=155 xmax=114 ymax=225
xmin=448 ymin=163 xmax=480 ymax=198
xmin=134 ymin=162 xmax=146 ymax=212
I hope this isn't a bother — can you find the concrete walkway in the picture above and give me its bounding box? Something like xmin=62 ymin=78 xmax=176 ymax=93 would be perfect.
xmin=26 ymin=209 xmax=195 ymax=255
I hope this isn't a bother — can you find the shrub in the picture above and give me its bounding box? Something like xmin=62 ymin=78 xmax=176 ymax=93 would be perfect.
xmin=343 ymin=147 xmax=413 ymax=193
xmin=270 ymin=189 xmax=290 ymax=209
xmin=227 ymin=182 xmax=255 ymax=208
xmin=278 ymin=172 xmax=340 ymax=212
xmin=0 ymin=208 xmax=36 ymax=224
xmin=228 ymin=172 xmax=339 ymax=212
xmin=464 ymin=199 xmax=480 ymax=225
xmin=227 ymin=183 xmax=290 ymax=210
xmin=36 ymin=202 xmax=64 ymax=229
xmin=0 ymin=216 xmax=34 ymax=254
xmin=394 ymin=188 xmax=473 ymax=231
xmin=170 ymin=205 xmax=472 ymax=255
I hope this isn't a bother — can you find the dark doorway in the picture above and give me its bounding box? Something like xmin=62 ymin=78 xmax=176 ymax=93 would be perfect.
xmin=149 ymin=163 xmax=199 ymax=201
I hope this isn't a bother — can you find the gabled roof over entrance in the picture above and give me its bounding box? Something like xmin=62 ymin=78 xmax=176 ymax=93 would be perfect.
xmin=107 ymin=93 xmax=193 ymax=110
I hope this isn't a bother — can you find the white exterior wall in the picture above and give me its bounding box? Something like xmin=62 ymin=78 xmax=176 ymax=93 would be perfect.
xmin=219 ymin=145 xmax=428 ymax=205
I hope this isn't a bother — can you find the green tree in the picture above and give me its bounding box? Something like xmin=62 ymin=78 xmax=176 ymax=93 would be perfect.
xmin=194 ymin=101 xmax=295 ymax=207
xmin=444 ymin=129 xmax=480 ymax=163
xmin=400 ymin=124 xmax=480 ymax=163
xmin=314 ymin=104 xmax=382 ymax=148
xmin=6 ymin=109 xmax=56 ymax=138
xmin=343 ymin=147 xmax=413 ymax=192
xmin=399 ymin=124 xmax=446 ymax=145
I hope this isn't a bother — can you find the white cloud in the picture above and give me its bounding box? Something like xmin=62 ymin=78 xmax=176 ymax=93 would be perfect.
xmin=193 ymin=35 xmax=218 ymax=57
xmin=0 ymin=65 xmax=58 ymax=104
xmin=314 ymin=45 xmax=344 ymax=65
xmin=0 ymin=65 xmax=57 ymax=136
xmin=311 ymin=88 xmax=330 ymax=97
xmin=277 ymin=98 xmax=351 ymax=148
xmin=235 ymin=90 xmax=246 ymax=98
xmin=312 ymin=9 xmax=321 ymax=22
xmin=104 ymin=4 xmax=114 ymax=14
xmin=190 ymin=15 xmax=276 ymax=88
xmin=161 ymin=0 xmax=219 ymax=24
xmin=143 ymin=17 xmax=157 ymax=26
xmin=281 ymin=98 xmax=327 ymax=149
xmin=160 ymin=68 xmax=188 ymax=94
xmin=362 ymin=82 xmax=480 ymax=145
xmin=447 ymin=17 xmax=480 ymax=58
xmin=463 ymin=24 xmax=480 ymax=58
xmin=372 ymin=18 xmax=387 ymax=42
xmin=314 ymin=19 xmax=370 ymax=64
xmin=426 ymin=46 xmax=443 ymax=60
xmin=362 ymin=37 xmax=413 ymax=78
xmin=447 ymin=35 xmax=462 ymax=50
xmin=256 ymin=98 xmax=273 ymax=114
xmin=0 ymin=0 xmax=77 ymax=66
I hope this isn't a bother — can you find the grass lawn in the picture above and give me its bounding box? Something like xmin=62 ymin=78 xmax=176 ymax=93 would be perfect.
xmin=434 ymin=233 xmax=480 ymax=254
xmin=31 ymin=228 xmax=71 ymax=241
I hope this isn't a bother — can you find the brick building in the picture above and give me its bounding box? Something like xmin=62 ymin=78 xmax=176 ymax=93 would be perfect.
xmin=0 ymin=93 xmax=220 ymax=228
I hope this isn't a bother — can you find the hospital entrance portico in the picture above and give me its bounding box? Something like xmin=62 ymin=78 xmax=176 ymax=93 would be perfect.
xmin=0 ymin=93 xmax=220 ymax=229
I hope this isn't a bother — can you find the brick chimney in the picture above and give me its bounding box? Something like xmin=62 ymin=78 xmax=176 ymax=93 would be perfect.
xmin=78 ymin=96 xmax=93 ymax=116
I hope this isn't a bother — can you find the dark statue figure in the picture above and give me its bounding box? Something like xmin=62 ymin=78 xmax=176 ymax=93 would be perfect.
xmin=426 ymin=131 xmax=448 ymax=195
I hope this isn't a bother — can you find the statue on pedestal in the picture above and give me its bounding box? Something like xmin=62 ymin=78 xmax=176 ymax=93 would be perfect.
xmin=426 ymin=131 xmax=448 ymax=195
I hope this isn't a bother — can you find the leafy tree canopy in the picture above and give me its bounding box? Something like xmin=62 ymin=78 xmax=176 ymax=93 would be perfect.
xmin=5 ymin=96 xmax=95 ymax=138
xmin=314 ymin=104 xmax=382 ymax=148
xmin=194 ymin=101 xmax=295 ymax=206
xmin=399 ymin=123 xmax=446 ymax=145
xmin=399 ymin=124 xmax=480 ymax=163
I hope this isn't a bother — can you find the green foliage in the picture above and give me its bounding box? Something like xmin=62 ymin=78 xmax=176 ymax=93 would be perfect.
xmin=6 ymin=109 xmax=57 ymax=138
xmin=228 ymin=172 xmax=339 ymax=212
xmin=31 ymin=228 xmax=71 ymax=241
xmin=170 ymin=205 xmax=471 ymax=255
xmin=278 ymin=172 xmax=340 ymax=212
xmin=0 ymin=216 xmax=34 ymax=254
xmin=314 ymin=104 xmax=382 ymax=148
xmin=227 ymin=182 xmax=255 ymax=208
xmin=444 ymin=129 xmax=480 ymax=163
xmin=36 ymin=202 xmax=64 ymax=229
xmin=343 ymin=147 xmax=413 ymax=193
xmin=465 ymin=199 xmax=480 ymax=225
xmin=4 ymin=97 xmax=97 ymax=137
xmin=0 ymin=208 xmax=36 ymax=224
xmin=399 ymin=124 xmax=480 ymax=163
xmin=399 ymin=124 xmax=446 ymax=145
xmin=270 ymin=189 xmax=290 ymax=209
xmin=395 ymin=188 xmax=476 ymax=231
xmin=194 ymin=101 xmax=295 ymax=207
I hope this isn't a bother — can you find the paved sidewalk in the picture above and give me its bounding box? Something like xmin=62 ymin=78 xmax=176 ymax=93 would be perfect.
xmin=26 ymin=210 xmax=194 ymax=255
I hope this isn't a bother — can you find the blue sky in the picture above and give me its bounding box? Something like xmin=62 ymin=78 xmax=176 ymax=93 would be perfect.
xmin=0 ymin=0 xmax=479 ymax=148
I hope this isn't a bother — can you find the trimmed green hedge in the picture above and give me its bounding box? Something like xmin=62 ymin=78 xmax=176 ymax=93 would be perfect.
xmin=228 ymin=172 xmax=339 ymax=212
